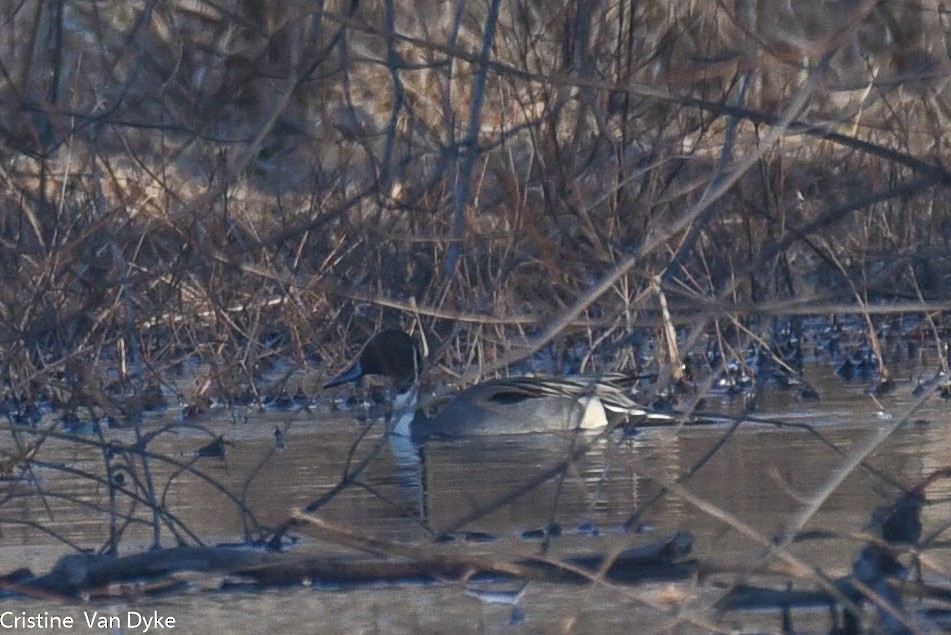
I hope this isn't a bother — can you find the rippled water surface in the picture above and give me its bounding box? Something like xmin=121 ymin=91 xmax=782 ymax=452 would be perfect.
xmin=2 ymin=365 xmax=950 ymax=633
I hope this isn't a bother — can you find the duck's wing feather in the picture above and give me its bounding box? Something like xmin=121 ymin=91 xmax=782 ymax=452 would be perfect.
xmin=480 ymin=375 xmax=657 ymax=417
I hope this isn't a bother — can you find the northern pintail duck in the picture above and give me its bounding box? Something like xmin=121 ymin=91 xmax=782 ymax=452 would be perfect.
xmin=324 ymin=330 xmax=675 ymax=441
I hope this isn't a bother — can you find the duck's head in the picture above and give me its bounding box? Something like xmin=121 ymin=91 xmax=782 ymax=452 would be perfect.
xmin=323 ymin=329 xmax=422 ymax=393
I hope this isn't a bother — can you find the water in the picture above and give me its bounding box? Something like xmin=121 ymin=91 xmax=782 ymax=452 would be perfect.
xmin=1 ymin=365 xmax=950 ymax=633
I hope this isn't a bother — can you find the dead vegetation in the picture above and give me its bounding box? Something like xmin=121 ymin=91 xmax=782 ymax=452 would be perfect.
xmin=1 ymin=0 xmax=951 ymax=631
xmin=2 ymin=0 xmax=950 ymax=400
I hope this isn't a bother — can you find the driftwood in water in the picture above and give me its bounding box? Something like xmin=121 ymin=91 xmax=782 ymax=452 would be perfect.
xmin=245 ymin=530 xmax=696 ymax=588
xmin=721 ymin=485 xmax=933 ymax=635
xmin=0 ymin=531 xmax=695 ymax=599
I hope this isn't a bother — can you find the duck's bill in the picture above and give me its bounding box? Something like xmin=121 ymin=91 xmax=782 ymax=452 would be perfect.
xmin=323 ymin=361 xmax=363 ymax=388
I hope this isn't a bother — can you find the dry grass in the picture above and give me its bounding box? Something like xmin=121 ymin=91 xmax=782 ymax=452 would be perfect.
xmin=0 ymin=0 xmax=943 ymax=458
xmin=1 ymin=0 xmax=951 ymax=629
xmin=1 ymin=1 xmax=949 ymax=407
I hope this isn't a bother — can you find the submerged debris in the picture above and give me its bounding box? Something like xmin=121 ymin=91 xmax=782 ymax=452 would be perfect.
xmin=722 ymin=471 xmax=949 ymax=634
xmin=0 ymin=531 xmax=696 ymax=600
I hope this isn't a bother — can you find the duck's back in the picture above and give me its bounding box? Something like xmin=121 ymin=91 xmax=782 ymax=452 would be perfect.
xmin=413 ymin=378 xmax=607 ymax=439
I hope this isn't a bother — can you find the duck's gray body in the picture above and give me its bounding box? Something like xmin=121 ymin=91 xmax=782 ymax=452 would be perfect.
xmin=325 ymin=330 xmax=671 ymax=442
xmin=410 ymin=377 xmax=609 ymax=439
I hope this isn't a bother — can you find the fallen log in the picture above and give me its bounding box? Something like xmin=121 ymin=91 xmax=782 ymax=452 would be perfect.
xmin=0 ymin=530 xmax=695 ymax=599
